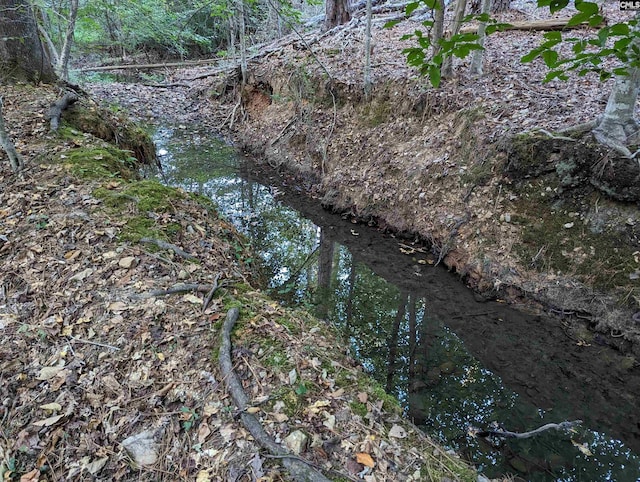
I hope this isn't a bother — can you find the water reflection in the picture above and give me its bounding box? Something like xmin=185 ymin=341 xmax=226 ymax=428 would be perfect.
xmin=154 ymin=127 xmax=640 ymax=481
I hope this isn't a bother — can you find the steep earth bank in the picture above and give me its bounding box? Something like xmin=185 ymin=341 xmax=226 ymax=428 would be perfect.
xmin=207 ymin=5 xmax=640 ymax=355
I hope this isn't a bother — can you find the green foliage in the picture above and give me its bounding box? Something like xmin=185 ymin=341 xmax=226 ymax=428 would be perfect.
xmin=522 ymin=1 xmax=640 ymax=82
xmin=385 ymin=1 xmax=510 ymax=87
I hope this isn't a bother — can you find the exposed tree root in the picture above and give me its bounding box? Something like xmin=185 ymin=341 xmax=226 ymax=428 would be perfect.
xmin=218 ymin=308 xmax=332 ymax=482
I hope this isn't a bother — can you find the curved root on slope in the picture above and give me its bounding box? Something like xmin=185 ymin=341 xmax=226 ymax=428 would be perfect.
xmin=218 ymin=307 xmax=332 ymax=482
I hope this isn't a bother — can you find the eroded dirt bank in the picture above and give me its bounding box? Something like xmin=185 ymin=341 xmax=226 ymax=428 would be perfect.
xmin=202 ymin=4 xmax=640 ymax=356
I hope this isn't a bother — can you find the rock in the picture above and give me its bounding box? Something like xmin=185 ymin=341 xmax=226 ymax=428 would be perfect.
xmin=284 ymin=430 xmax=308 ymax=455
xmin=121 ymin=430 xmax=158 ymax=466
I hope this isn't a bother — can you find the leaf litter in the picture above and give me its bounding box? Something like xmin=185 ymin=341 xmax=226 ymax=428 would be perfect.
xmin=0 ymin=86 xmax=480 ymax=481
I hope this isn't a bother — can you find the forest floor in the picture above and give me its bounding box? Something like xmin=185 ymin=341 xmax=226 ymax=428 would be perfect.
xmin=0 ymin=87 xmax=480 ymax=481
xmin=88 ymin=0 xmax=640 ymax=356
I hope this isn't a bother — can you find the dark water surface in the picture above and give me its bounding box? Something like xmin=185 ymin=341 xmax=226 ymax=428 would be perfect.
xmin=153 ymin=126 xmax=640 ymax=481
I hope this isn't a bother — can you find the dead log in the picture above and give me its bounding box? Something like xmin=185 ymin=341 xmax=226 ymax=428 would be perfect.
xmin=219 ymin=308 xmax=332 ymax=482
xmin=47 ymin=92 xmax=79 ymax=132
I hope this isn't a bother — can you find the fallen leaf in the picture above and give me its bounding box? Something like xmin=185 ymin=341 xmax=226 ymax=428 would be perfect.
xmin=571 ymin=440 xmax=593 ymax=456
xmin=118 ymin=256 xmax=137 ymax=268
xmin=39 ymin=403 xmax=62 ymax=412
xmin=356 ymin=452 xmax=375 ymax=467
xmin=69 ymin=268 xmax=93 ymax=282
xmin=388 ymin=424 xmax=407 ymax=438
xmin=357 ymin=392 xmax=368 ymax=403
xmin=195 ymin=470 xmax=211 ymax=482
xmin=19 ymin=469 xmax=39 ymax=482
xmin=36 ymin=366 xmax=64 ymax=380
xmin=107 ymin=301 xmax=128 ymax=312
xmin=32 ymin=414 xmax=64 ymax=427
xmin=84 ymin=457 xmax=108 ymax=475
xmin=183 ymin=294 xmax=201 ymax=304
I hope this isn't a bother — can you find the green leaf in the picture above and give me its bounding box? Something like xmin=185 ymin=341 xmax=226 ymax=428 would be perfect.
xmin=542 ymin=49 xmax=558 ymax=67
xmin=521 ymin=48 xmax=543 ymax=63
xmin=609 ymin=23 xmax=630 ymax=36
xmin=428 ymin=64 xmax=441 ymax=88
xmin=575 ymin=1 xmax=599 ymax=15
xmin=543 ymin=31 xmax=562 ymax=41
xmin=567 ymin=12 xmax=591 ymax=27
xmin=406 ymin=1 xmax=421 ymax=15
xmin=384 ymin=19 xmax=402 ymax=29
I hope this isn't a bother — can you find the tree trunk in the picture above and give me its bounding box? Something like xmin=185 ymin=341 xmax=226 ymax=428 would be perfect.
xmin=0 ymin=0 xmax=56 ymax=83
xmin=364 ymin=0 xmax=373 ymax=100
xmin=592 ymin=11 xmax=640 ymax=156
xmin=56 ymin=0 xmax=79 ymax=81
xmin=441 ymin=0 xmax=468 ymax=78
xmin=325 ymin=0 xmax=351 ymax=30
xmin=432 ymin=0 xmax=445 ymax=58
xmin=469 ymin=0 xmax=492 ymax=75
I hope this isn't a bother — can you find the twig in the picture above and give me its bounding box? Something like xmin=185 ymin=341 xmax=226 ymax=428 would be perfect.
xmin=139 ymin=237 xmax=197 ymax=260
xmin=68 ymin=336 xmax=120 ymax=350
xmin=536 ymin=128 xmax=577 ymax=142
xmin=202 ymin=273 xmax=222 ymax=312
xmin=219 ymin=308 xmax=332 ymax=482
xmin=473 ymin=420 xmax=582 ymax=439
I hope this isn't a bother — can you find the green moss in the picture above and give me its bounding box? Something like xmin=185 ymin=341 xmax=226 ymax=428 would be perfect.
xmin=62 ymin=146 xmax=138 ymax=180
xmin=121 ymin=180 xmax=184 ymax=213
xmin=350 ymin=401 xmax=368 ymax=418
xmin=120 ymin=216 xmax=164 ymax=242
xmin=64 ymin=103 xmax=156 ymax=164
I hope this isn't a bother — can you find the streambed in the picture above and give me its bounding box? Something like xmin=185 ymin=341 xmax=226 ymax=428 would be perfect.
xmin=153 ymin=126 xmax=640 ymax=481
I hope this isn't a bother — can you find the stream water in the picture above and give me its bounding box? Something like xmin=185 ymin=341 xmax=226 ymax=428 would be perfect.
xmin=153 ymin=126 xmax=640 ymax=481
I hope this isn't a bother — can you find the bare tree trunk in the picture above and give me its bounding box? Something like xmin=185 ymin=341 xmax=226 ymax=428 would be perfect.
xmin=325 ymin=0 xmax=351 ymax=30
xmin=469 ymin=0 xmax=492 ymax=76
xmin=441 ymin=0 xmax=468 ymax=78
xmin=0 ymin=97 xmax=24 ymax=171
xmin=237 ymin=0 xmax=247 ymax=85
xmin=364 ymin=0 xmax=373 ymax=100
xmin=432 ymin=0 xmax=445 ymax=58
xmin=37 ymin=23 xmax=60 ymax=67
xmin=56 ymin=0 xmax=79 ymax=81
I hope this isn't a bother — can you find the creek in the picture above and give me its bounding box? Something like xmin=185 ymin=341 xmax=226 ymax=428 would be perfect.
xmin=152 ymin=125 xmax=640 ymax=481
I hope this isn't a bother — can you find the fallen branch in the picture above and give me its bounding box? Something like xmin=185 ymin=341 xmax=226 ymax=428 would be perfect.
xmin=68 ymin=336 xmax=120 ymax=350
xmin=0 ymin=96 xmax=23 ymax=171
xmin=47 ymin=92 xmax=79 ymax=132
xmin=140 ymin=237 xmax=197 ymax=260
xmin=219 ymin=308 xmax=332 ymax=482
xmin=472 ymin=420 xmax=582 ymax=439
